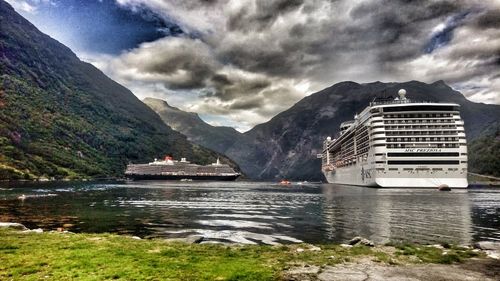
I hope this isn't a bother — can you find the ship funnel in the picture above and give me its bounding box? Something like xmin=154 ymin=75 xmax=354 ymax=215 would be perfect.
xmin=398 ymin=89 xmax=407 ymax=100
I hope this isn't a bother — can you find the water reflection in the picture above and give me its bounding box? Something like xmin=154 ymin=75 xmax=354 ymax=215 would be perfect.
xmin=0 ymin=181 xmax=498 ymax=245
xmin=321 ymin=186 xmax=473 ymax=244
xmin=469 ymin=189 xmax=500 ymax=242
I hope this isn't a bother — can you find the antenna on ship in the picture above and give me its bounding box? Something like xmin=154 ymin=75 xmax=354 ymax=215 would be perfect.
xmin=398 ymin=89 xmax=407 ymax=101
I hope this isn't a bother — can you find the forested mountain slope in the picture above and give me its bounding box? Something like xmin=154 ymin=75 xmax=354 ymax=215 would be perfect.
xmin=0 ymin=1 xmax=234 ymax=180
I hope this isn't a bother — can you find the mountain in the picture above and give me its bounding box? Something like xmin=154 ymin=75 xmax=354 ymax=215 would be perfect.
xmin=0 ymin=1 xmax=235 ymax=180
xmin=242 ymin=80 xmax=500 ymax=180
xmin=146 ymin=81 xmax=500 ymax=181
xmin=468 ymin=124 xmax=500 ymax=177
xmin=143 ymin=98 xmax=245 ymax=154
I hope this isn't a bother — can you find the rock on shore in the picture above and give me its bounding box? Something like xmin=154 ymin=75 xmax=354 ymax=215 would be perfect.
xmin=0 ymin=222 xmax=28 ymax=230
xmin=348 ymin=236 xmax=374 ymax=247
xmin=474 ymin=241 xmax=500 ymax=260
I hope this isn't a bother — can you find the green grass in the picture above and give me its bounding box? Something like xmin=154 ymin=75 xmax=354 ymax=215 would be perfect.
xmin=393 ymin=243 xmax=481 ymax=264
xmin=0 ymin=229 xmax=484 ymax=280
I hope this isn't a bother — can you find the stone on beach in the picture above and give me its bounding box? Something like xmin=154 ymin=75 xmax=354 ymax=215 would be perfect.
xmin=0 ymin=222 xmax=28 ymax=230
xmin=185 ymin=235 xmax=204 ymax=244
xmin=286 ymin=265 xmax=320 ymax=275
xmin=473 ymin=241 xmax=500 ymax=251
xmin=348 ymin=236 xmax=374 ymax=247
xmin=23 ymin=228 xmax=43 ymax=233
xmin=474 ymin=241 xmax=500 ymax=260
xmin=296 ymin=245 xmax=321 ymax=252
xmin=428 ymin=244 xmax=445 ymax=249
xmin=309 ymin=245 xmax=321 ymax=251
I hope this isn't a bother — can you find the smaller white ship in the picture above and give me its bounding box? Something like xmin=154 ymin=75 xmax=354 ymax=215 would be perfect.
xmin=125 ymin=156 xmax=240 ymax=181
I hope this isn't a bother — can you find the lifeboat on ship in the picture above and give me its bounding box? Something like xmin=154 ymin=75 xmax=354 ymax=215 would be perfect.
xmin=323 ymin=164 xmax=335 ymax=172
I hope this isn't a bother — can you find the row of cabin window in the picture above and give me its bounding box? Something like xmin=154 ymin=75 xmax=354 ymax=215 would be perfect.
xmin=375 ymin=153 xmax=467 ymax=156
xmin=385 ymin=168 xmax=466 ymax=171
xmin=383 ymin=143 xmax=461 ymax=148
xmin=386 ymin=137 xmax=459 ymax=142
xmin=384 ymin=131 xmax=461 ymax=136
xmin=382 ymin=125 xmax=458 ymax=130
xmin=384 ymin=113 xmax=453 ymax=118
xmin=384 ymin=119 xmax=455 ymax=124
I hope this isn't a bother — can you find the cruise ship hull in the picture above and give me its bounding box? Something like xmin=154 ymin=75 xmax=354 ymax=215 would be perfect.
xmin=126 ymin=174 xmax=240 ymax=181
xmin=323 ymin=164 xmax=468 ymax=188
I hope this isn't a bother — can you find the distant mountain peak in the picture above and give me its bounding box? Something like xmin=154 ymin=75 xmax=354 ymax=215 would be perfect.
xmin=143 ymin=97 xmax=200 ymax=118
xmin=143 ymin=97 xmax=173 ymax=109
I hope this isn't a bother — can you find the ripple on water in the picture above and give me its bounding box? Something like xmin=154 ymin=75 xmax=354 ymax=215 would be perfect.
xmin=19 ymin=194 xmax=58 ymax=199
xmin=122 ymin=200 xmax=288 ymax=211
xmin=195 ymin=219 xmax=276 ymax=229
xmin=204 ymin=213 xmax=291 ymax=220
xmin=54 ymin=188 xmax=75 ymax=192
xmin=164 ymin=229 xmax=303 ymax=245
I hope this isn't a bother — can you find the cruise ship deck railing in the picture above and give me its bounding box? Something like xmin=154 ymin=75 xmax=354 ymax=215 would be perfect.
xmin=370 ymin=100 xmax=439 ymax=106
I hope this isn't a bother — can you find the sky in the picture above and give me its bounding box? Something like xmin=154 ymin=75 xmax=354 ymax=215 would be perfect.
xmin=6 ymin=0 xmax=500 ymax=132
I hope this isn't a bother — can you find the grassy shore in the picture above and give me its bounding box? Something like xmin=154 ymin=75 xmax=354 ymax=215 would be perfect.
xmin=0 ymin=229 xmax=485 ymax=280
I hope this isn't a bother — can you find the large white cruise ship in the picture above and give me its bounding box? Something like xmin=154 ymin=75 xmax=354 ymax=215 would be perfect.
xmin=321 ymin=89 xmax=468 ymax=188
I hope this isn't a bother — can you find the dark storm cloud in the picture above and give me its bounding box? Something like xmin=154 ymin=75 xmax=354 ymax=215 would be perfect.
xmin=209 ymin=73 xmax=271 ymax=101
xmin=217 ymin=43 xmax=305 ymax=77
xmin=228 ymin=97 xmax=264 ymax=110
xmin=347 ymin=0 xmax=465 ymax=60
xmin=227 ymin=0 xmax=304 ymax=31
xmin=114 ymin=37 xmax=219 ymax=89
xmin=211 ymin=74 xmax=233 ymax=87
xmin=473 ymin=9 xmax=500 ymax=29
xmin=215 ymin=0 xmax=472 ymax=79
xmin=143 ymin=53 xmax=214 ymax=89
xmin=106 ymin=0 xmax=500 ymax=129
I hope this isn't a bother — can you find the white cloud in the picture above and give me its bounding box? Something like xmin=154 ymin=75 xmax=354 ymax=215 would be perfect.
xmin=6 ymin=0 xmax=56 ymax=13
xmin=5 ymin=0 xmax=37 ymax=13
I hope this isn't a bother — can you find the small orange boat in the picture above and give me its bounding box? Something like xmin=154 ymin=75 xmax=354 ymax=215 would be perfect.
xmin=279 ymin=180 xmax=291 ymax=185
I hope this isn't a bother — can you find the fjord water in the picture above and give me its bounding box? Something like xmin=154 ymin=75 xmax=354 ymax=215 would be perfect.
xmin=0 ymin=181 xmax=499 ymax=245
